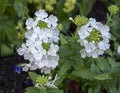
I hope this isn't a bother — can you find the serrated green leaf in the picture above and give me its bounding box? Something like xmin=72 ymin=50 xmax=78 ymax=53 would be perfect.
xmin=94 ymin=73 xmax=111 ymax=80
xmin=107 ymin=57 xmax=118 ymax=68
xmin=96 ymin=57 xmax=110 ymax=72
xmin=72 ymin=65 xmax=94 ymax=80
xmin=59 ymin=46 xmax=73 ymax=57
xmin=58 ymin=62 xmax=71 ymax=75
xmin=0 ymin=0 xmax=6 ymax=14
xmin=90 ymin=63 xmax=100 ymax=74
xmin=25 ymin=87 xmax=40 ymax=93
xmin=28 ymin=72 xmax=39 ymax=85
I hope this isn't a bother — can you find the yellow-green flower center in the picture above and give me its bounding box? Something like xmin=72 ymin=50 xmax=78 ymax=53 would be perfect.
xmin=38 ymin=21 xmax=47 ymax=28
xmin=86 ymin=29 xmax=101 ymax=43
xmin=36 ymin=75 xmax=49 ymax=87
xmin=42 ymin=42 xmax=50 ymax=51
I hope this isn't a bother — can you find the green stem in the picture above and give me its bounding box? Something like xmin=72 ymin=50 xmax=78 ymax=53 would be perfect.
xmin=106 ymin=14 xmax=112 ymax=25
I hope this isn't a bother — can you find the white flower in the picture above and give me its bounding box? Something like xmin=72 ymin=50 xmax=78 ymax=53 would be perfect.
xmin=78 ymin=18 xmax=111 ymax=58
xmin=117 ymin=46 xmax=120 ymax=54
xmin=80 ymin=49 xmax=87 ymax=58
xmin=45 ymin=15 xmax=58 ymax=28
xmin=78 ymin=26 xmax=90 ymax=39
xmin=41 ymin=67 xmax=52 ymax=74
xmin=25 ymin=29 xmax=33 ymax=39
xmin=98 ymin=40 xmax=110 ymax=50
xmin=21 ymin=64 xmax=31 ymax=72
xmin=48 ymin=43 xmax=59 ymax=56
xmin=25 ymin=18 xmax=37 ymax=30
xmin=35 ymin=9 xmax=48 ymax=21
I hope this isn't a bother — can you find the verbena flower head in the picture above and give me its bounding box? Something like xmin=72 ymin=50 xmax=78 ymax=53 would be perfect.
xmin=108 ymin=5 xmax=119 ymax=15
xmin=78 ymin=18 xmax=111 ymax=58
xmin=17 ymin=9 xmax=60 ymax=74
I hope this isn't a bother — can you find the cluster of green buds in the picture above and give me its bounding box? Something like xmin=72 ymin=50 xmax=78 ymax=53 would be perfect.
xmin=108 ymin=5 xmax=119 ymax=15
xmin=44 ymin=0 xmax=57 ymax=12
xmin=16 ymin=20 xmax=25 ymax=40
xmin=106 ymin=5 xmax=119 ymax=24
xmin=28 ymin=0 xmax=56 ymax=12
xmin=69 ymin=15 xmax=88 ymax=27
xmin=36 ymin=75 xmax=49 ymax=88
xmin=35 ymin=74 xmax=58 ymax=89
xmin=63 ymin=0 xmax=76 ymax=13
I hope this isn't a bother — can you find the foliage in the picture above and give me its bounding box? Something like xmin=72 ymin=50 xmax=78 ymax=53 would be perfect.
xmin=1 ymin=0 xmax=120 ymax=93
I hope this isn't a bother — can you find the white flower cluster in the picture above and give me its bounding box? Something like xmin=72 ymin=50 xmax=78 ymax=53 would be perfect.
xmin=17 ymin=9 xmax=59 ymax=74
xmin=78 ymin=18 xmax=111 ymax=58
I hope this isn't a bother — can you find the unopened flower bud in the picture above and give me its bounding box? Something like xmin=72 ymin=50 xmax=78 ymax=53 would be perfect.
xmin=108 ymin=5 xmax=119 ymax=15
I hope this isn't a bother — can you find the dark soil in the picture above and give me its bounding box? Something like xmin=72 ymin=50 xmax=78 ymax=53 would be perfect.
xmin=0 ymin=1 xmax=108 ymax=93
xmin=0 ymin=54 xmax=31 ymax=93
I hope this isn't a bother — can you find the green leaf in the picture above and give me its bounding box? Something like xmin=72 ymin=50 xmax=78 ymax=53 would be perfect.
xmin=90 ymin=63 xmax=100 ymax=74
xmin=60 ymin=34 xmax=68 ymax=45
xmin=59 ymin=46 xmax=73 ymax=57
xmin=28 ymin=72 xmax=38 ymax=85
xmin=1 ymin=43 xmax=14 ymax=57
xmin=0 ymin=16 xmax=16 ymax=57
xmin=94 ymin=73 xmax=111 ymax=80
xmin=107 ymin=57 xmax=119 ymax=69
xmin=25 ymin=87 xmax=40 ymax=93
xmin=108 ymin=83 xmax=118 ymax=93
xmin=96 ymin=57 xmax=110 ymax=72
xmin=47 ymin=88 xmax=63 ymax=93
xmin=0 ymin=0 xmax=6 ymax=14
xmin=58 ymin=62 xmax=71 ymax=75
xmin=72 ymin=64 xmax=94 ymax=80
xmin=40 ymin=88 xmax=47 ymax=93
xmin=13 ymin=0 xmax=28 ymax=17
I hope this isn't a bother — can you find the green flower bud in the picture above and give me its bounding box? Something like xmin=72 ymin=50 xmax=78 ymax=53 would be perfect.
xmin=45 ymin=4 xmax=53 ymax=11
xmin=108 ymin=5 xmax=119 ymax=15
xmin=63 ymin=0 xmax=76 ymax=13
xmin=36 ymin=75 xmax=49 ymax=87
xmin=70 ymin=16 xmax=88 ymax=27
